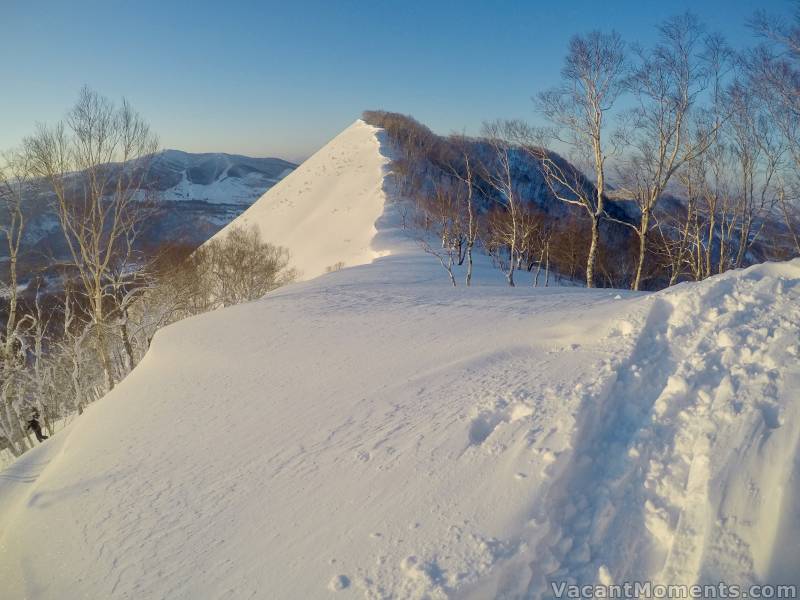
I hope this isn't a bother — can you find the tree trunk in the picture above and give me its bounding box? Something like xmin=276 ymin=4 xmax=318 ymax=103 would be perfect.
xmin=534 ymin=244 xmax=547 ymax=287
xmin=71 ymin=343 xmax=84 ymax=414
xmin=94 ymin=293 xmax=115 ymax=393
xmin=4 ymin=256 xmax=18 ymax=358
xmin=706 ymin=211 xmax=722 ymax=277
xmin=465 ymin=242 xmax=473 ymax=287
xmin=734 ymin=216 xmax=751 ymax=269
xmin=1 ymin=382 xmax=29 ymax=456
xmin=544 ymin=243 xmax=550 ymax=287
xmin=507 ymin=245 xmax=516 ymax=287
xmin=120 ymin=312 xmax=135 ymax=374
xmin=780 ymin=192 xmax=800 ymax=253
xmin=632 ymin=210 xmax=651 ymax=291
xmin=447 ymin=254 xmax=456 ymax=287
xmin=586 ymin=214 xmax=599 ymax=288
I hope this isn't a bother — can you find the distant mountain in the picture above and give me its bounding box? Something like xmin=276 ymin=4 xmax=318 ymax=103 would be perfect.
xmin=144 ymin=150 xmax=296 ymax=205
xmin=1 ymin=150 xmax=297 ymax=281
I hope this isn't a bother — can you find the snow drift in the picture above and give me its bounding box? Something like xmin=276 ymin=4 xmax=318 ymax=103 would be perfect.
xmin=1 ymin=120 xmax=799 ymax=600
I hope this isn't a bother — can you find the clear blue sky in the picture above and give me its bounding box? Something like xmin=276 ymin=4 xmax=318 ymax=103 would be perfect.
xmin=2 ymin=0 xmax=793 ymax=162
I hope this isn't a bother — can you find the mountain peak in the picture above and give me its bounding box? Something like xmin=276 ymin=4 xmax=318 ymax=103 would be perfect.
xmin=210 ymin=120 xmax=393 ymax=280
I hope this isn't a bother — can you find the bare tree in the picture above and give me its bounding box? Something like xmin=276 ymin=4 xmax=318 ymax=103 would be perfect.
xmin=533 ymin=233 xmax=552 ymax=288
xmin=58 ymin=283 xmax=101 ymax=415
xmin=542 ymin=213 xmax=586 ymax=283
xmin=446 ymin=136 xmax=480 ymax=286
xmin=25 ymin=87 xmax=158 ymax=391
xmin=413 ymin=183 xmax=461 ymax=287
xmin=0 ymin=149 xmax=36 ymax=456
xmin=0 ymin=150 xmax=31 ymax=363
xmin=746 ymin=9 xmax=800 ymax=257
xmin=27 ymin=286 xmax=56 ymax=436
xmin=515 ymin=205 xmax=551 ymax=287
xmin=195 ymin=225 xmax=297 ymax=308
xmin=480 ymin=120 xmax=527 ymax=287
xmin=653 ymin=201 xmax=695 ymax=285
xmin=726 ymin=83 xmax=783 ymax=268
xmin=619 ymin=14 xmax=714 ymax=290
xmin=534 ymin=30 xmax=627 ymax=287
xmin=778 ymin=186 xmax=800 ymax=254
xmin=748 ymin=9 xmax=800 ymax=140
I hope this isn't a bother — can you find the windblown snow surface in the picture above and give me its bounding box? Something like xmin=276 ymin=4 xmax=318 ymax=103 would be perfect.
xmin=1 ymin=121 xmax=799 ymax=599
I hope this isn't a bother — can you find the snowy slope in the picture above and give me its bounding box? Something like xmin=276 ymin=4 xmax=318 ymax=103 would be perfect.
xmin=1 ymin=120 xmax=799 ymax=600
xmin=209 ymin=120 xmax=395 ymax=280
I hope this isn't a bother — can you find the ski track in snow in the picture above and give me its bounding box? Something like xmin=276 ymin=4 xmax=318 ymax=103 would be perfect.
xmin=516 ymin=263 xmax=800 ymax=598
xmin=1 ymin=120 xmax=799 ymax=599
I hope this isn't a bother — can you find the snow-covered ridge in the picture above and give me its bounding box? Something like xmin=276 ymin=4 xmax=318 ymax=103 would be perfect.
xmin=209 ymin=120 xmax=399 ymax=280
xmin=1 ymin=117 xmax=798 ymax=599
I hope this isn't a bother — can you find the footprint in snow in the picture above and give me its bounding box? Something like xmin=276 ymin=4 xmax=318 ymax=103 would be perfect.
xmin=328 ymin=575 xmax=350 ymax=591
xmin=468 ymin=403 xmax=534 ymax=446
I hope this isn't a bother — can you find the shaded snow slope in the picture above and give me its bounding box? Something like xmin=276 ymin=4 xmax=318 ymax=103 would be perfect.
xmin=1 ymin=118 xmax=799 ymax=600
xmin=209 ymin=120 xmax=394 ymax=280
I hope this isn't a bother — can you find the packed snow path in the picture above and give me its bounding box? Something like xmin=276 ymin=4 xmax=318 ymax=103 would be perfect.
xmin=517 ymin=262 xmax=800 ymax=597
xmin=1 ymin=119 xmax=798 ymax=599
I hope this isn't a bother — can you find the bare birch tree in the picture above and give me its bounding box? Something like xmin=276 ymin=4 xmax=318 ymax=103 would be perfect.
xmin=534 ymin=30 xmax=627 ymax=287
xmin=0 ymin=150 xmax=34 ymax=455
xmin=25 ymin=87 xmax=158 ymax=392
xmin=446 ymin=136 xmax=479 ymax=286
xmin=747 ymin=10 xmax=800 ymax=256
xmin=414 ymin=182 xmax=461 ymax=287
xmin=481 ymin=120 xmax=525 ymax=287
xmin=620 ymin=14 xmax=714 ymax=290
xmin=726 ymin=82 xmax=783 ymax=268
